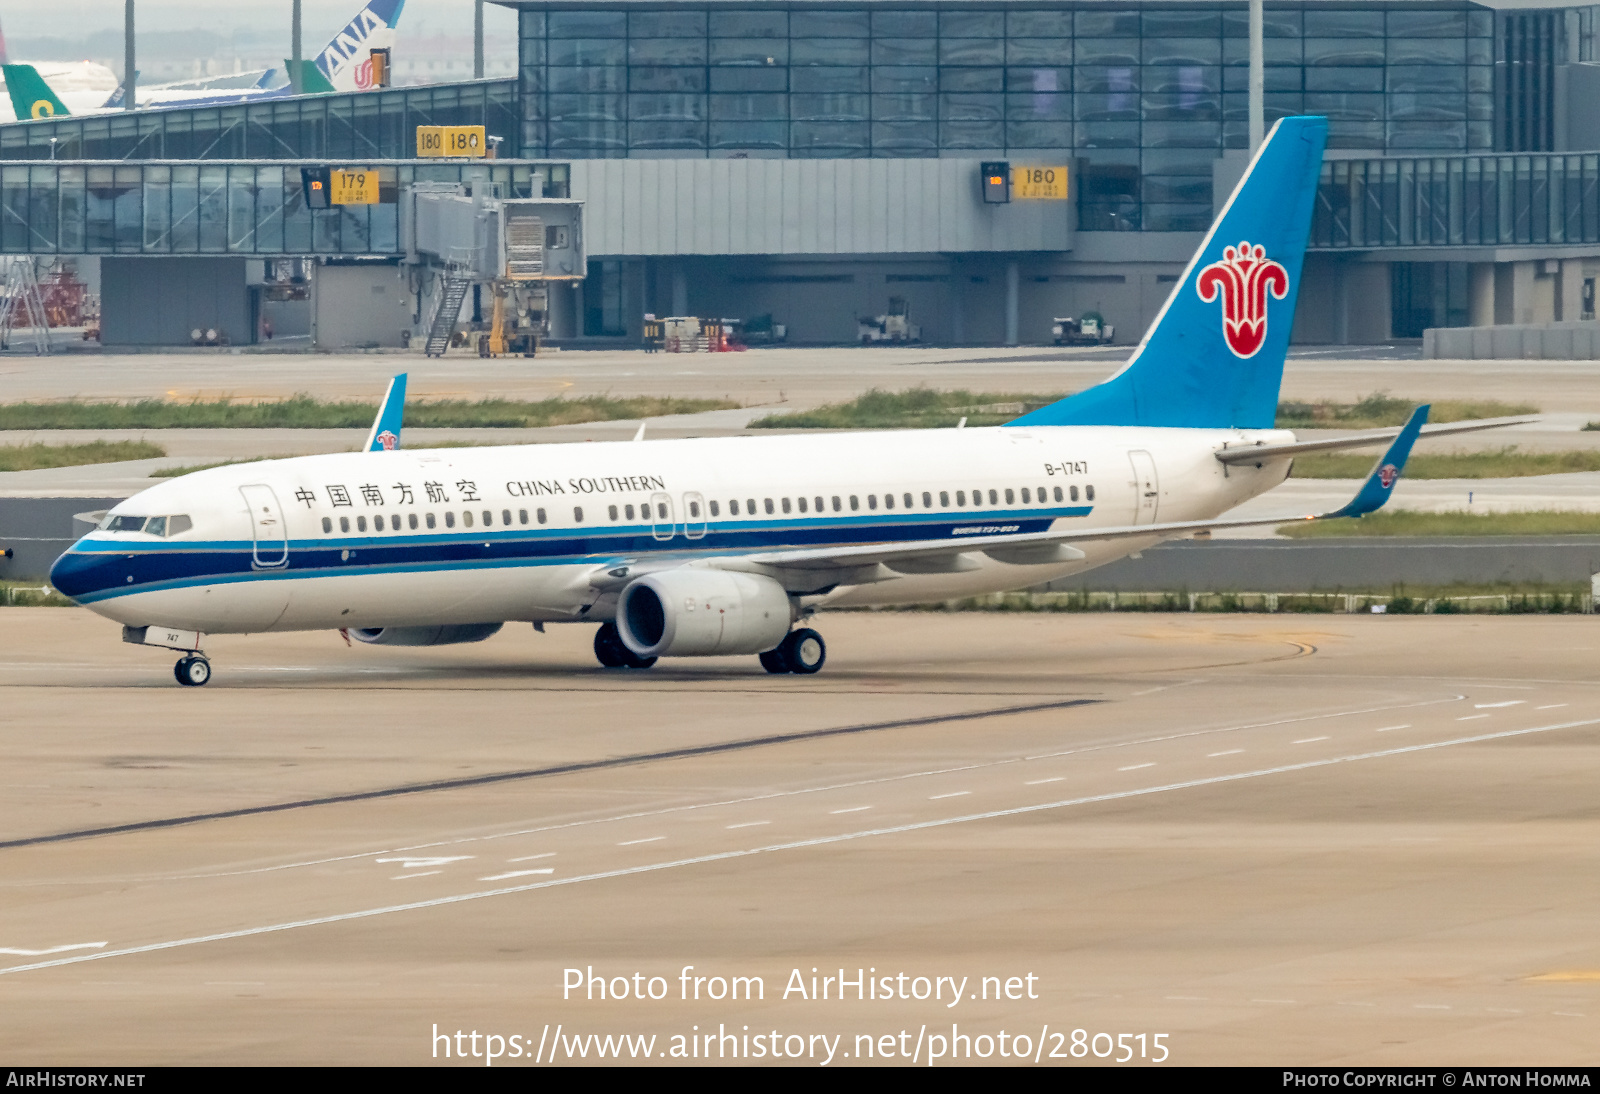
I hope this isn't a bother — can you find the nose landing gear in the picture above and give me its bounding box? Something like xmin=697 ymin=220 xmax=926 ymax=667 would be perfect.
xmin=174 ymin=654 xmax=212 ymax=687
xmin=759 ymin=628 xmax=826 ymax=675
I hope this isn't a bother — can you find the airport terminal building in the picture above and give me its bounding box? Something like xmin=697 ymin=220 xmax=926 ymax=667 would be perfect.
xmin=5 ymin=0 xmax=1600 ymax=348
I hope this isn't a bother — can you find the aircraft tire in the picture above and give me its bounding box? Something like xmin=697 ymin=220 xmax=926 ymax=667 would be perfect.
xmin=593 ymin=623 xmax=628 ymax=668
xmin=758 ymin=647 xmax=790 ymax=674
xmin=781 ymin=629 xmax=826 ymax=675
xmin=174 ymin=656 xmax=211 ymax=687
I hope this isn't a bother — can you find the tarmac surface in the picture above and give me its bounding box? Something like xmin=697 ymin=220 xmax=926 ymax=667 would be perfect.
xmin=2 ymin=608 xmax=1599 ymax=1065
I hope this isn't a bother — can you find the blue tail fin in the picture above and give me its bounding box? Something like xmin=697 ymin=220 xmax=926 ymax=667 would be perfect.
xmin=1009 ymin=116 xmax=1328 ymax=430
xmin=364 ymin=372 xmax=406 ymax=451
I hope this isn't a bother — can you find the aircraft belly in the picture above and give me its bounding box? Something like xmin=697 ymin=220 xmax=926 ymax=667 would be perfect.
xmin=99 ymin=582 xmax=291 ymax=633
xmin=265 ymin=564 xmax=590 ymax=631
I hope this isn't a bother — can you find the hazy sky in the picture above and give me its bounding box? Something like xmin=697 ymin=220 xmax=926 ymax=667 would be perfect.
xmin=1 ymin=1 xmax=519 ymax=47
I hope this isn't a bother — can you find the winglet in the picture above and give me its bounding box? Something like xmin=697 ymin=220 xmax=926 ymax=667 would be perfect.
xmin=363 ymin=373 xmax=407 ymax=451
xmin=1318 ymin=404 xmax=1429 ymax=519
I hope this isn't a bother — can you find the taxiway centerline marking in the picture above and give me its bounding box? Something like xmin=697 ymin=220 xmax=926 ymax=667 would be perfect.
xmin=8 ymin=714 xmax=1597 ymax=978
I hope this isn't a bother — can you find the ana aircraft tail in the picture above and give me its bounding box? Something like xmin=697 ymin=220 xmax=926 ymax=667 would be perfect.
xmin=315 ymin=0 xmax=406 ymax=92
xmin=1010 ymin=115 xmax=1329 ymax=431
xmin=3 ymin=63 xmax=69 ymax=120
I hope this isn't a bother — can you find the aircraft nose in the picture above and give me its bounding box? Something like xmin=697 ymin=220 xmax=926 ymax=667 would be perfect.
xmin=49 ymin=547 xmax=120 ymax=603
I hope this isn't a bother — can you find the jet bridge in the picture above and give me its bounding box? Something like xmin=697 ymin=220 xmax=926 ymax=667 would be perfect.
xmin=404 ymin=182 xmax=585 ymax=356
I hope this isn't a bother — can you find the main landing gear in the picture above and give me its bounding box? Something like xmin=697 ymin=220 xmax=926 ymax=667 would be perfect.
xmin=593 ymin=622 xmax=657 ymax=669
xmin=759 ymin=628 xmax=826 ymax=675
xmin=174 ymin=654 xmax=212 ymax=687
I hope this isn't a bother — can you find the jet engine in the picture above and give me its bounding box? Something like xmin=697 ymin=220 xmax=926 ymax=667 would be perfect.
xmin=616 ymin=570 xmax=793 ymax=658
xmin=349 ymin=623 xmax=504 ymax=646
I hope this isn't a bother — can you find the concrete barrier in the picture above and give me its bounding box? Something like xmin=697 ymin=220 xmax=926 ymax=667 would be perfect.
xmin=1425 ymin=321 xmax=1600 ymax=360
xmin=0 ymin=498 xmax=123 ymax=582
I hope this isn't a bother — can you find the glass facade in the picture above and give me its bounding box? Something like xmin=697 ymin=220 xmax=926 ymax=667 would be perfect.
xmin=0 ymin=160 xmax=569 ymax=256
xmin=1312 ymin=152 xmax=1600 ymax=249
xmin=515 ymin=2 xmax=1498 ymax=232
xmin=0 ymin=81 xmax=519 ymax=162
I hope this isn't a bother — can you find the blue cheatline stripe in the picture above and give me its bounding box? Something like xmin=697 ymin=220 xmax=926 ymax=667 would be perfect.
xmin=54 ymin=506 xmax=1095 ymax=605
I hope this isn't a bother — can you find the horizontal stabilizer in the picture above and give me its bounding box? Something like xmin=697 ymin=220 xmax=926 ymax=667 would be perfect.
xmin=1215 ymin=414 xmax=1535 ymax=464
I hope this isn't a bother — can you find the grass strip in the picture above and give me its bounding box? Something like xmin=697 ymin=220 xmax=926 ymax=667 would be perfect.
xmin=1276 ymin=509 xmax=1600 ymax=537
xmin=753 ymin=389 xmax=1536 ymax=430
xmin=0 ymin=582 xmax=77 ymax=607
xmin=1276 ymin=393 xmax=1535 ymax=429
xmin=0 ymin=440 xmax=165 ymax=472
xmin=1292 ymin=447 xmax=1600 ymax=479
xmin=0 ymin=394 xmax=738 ymax=430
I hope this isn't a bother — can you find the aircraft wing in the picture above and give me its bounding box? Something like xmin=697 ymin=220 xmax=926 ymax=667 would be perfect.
xmin=1214 ymin=414 xmax=1533 ymax=465
xmin=710 ymin=405 xmax=1430 ymax=587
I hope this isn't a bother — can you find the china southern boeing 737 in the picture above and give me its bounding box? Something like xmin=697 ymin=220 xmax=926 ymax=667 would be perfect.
xmin=50 ymin=118 xmax=1522 ymax=686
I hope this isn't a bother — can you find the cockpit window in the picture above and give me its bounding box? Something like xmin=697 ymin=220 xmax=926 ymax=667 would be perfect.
xmin=101 ymin=513 xmax=192 ymax=537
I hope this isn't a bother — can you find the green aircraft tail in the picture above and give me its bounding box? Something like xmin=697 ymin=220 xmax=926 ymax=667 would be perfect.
xmin=282 ymin=59 xmax=336 ymax=95
xmin=3 ymin=64 xmax=69 ymax=120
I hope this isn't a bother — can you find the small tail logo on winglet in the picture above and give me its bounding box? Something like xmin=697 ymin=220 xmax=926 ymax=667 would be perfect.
xmin=1378 ymin=464 xmax=1399 ymax=489
xmin=1196 ymin=241 xmax=1289 ymax=359
xmin=376 ymin=430 xmax=398 ymax=451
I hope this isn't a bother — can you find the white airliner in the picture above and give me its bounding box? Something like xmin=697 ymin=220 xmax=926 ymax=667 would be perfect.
xmin=50 ymin=118 xmax=1522 ymax=686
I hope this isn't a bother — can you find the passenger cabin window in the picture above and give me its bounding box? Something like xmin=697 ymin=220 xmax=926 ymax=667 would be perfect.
xmin=883 ymin=494 xmax=893 ymax=510
xmin=463 ymin=511 xmax=474 ymax=528
xmin=1004 ymin=489 xmax=1014 ymax=505
xmin=956 ymin=490 xmax=965 ymax=506
xmin=781 ymin=498 xmax=791 ymax=514
xmin=502 ymin=509 xmax=511 ymax=525
xmin=867 ymin=495 xmax=878 ymax=510
xmin=923 ymin=492 xmax=933 ymax=508
xmin=832 ymin=496 xmax=841 ymax=512
xmin=444 ymin=512 xmax=455 ymax=528
xmin=729 ymin=500 xmax=739 ymax=516
xmin=374 ymin=515 xmax=384 ymax=531
xmin=609 ymin=505 xmax=619 ymax=521
xmin=764 ymin=498 xmax=774 ymax=515
xmin=850 ymin=495 xmax=859 ymax=511
xmin=574 ymin=506 xmax=584 ymax=522
xmin=815 ymin=496 xmax=824 ymax=512
xmin=483 ymin=510 xmax=493 ymax=526
xmin=1086 ymin=485 xmax=1095 ymax=501
xmin=710 ymin=500 xmax=720 ymax=517
xmin=322 ymin=517 xmax=333 ymax=533
xmin=797 ymin=497 xmax=807 ymax=513
xmin=518 ymin=509 xmax=528 ymax=525
xmin=747 ymin=498 xmax=756 ymax=514
xmin=904 ymin=493 xmax=914 ymax=509
xmin=1054 ymin=486 xmax=1064 ymax=502
xmin=340 ymin=516 xmax=351 ymax=533
xmin=690 ymin=500 xmax=701 ymax=518
xmin=426 ymin=513 xmax=437 ymax=529
xmin=989 ymin=489 xmax=999 ymax=505
xmin=537 ymin=508 xmax=547 ymax=524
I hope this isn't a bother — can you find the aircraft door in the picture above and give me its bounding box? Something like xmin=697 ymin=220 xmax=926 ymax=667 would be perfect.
xmin=1128 ymin=450 xmax=1159 ymax=525
xmin=239 ymin=484 xmax=289 ymax=568
xmin=649 ymin=491 xmax=675 ymax=541
xmin=682 ymin=491 xmax=707 ymax=539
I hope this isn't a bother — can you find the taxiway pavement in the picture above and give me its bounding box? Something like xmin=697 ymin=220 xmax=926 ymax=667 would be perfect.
xmin=0 ymin=609 xmax=1598 ymax=1064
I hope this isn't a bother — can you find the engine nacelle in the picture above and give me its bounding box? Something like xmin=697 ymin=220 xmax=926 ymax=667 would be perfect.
xmin=349 ymin=623 xmax=504 ymax=646
xmin=617 ymin=570 xmax=793 ymax=658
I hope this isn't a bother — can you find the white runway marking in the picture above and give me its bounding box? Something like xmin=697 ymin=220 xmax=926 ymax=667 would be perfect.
xmin=1457 ymin=714 xmax=1489 ymax=721
xmin=0 ymin=942 xmax=107 ymax=956
xmin=1118 ymin=763 xmax=1155 ymax=771
xmin=1374 ymin=725 xmax=1409 ymax=732
xmin=1474 ymin=701 xmax=1525 ymax=709
xmin=929 ymin=791 xmax=971 ymax=800
xmin=829 ymin=806 xmax=871 ymax=814
xmin=508 ymin=853 xmax=555 ymax=863
xmin=1414 ymin=1004 xmax=1450 ymax=1010
xmin=1537 ymin=704 xmax=1568 ymax=710
xmin=5 ymin=715 xmax=1600 ymax=978
xmin=1293 ymin=737 xmax=1330 ymax=744
xmin=617 ymin=837 xmax=664 ymax=846
xmin=391 ymin=871 xmax=440 ymax=881
xmin=374 ymin=856 xmax=471 ymax=870
xmin=479 ymin=869 xmax=555 ymax=881
xmin=1207 ymin=749 xmax=1243 ymax=757
xmin=725 ymin=821 xmax=769 ymax=829
xmin=1024 ymin=777 xmax=1064 ymax=785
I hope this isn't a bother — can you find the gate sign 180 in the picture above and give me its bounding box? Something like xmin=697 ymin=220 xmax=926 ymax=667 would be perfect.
xmin=416 ymin=125 xmax=486 ymax=158
xmin=1012 ymin=166 xmax=1069 ymax=200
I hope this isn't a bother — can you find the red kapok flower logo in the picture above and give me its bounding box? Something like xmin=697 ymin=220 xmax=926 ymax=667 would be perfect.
xmin=1196 ymin=241 xmax=1290 ymax=358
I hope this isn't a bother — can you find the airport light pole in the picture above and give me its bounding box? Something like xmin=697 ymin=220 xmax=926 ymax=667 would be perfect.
xmin=1249 ymin=0 xmax=1264 ymax=153
xmin=474 ymin=0 xmax=485 ymax=79
xmin=290 ymin=0 xmax=303 ymax=96
xmin=123 ymin=0 xmax=136 ymax=110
